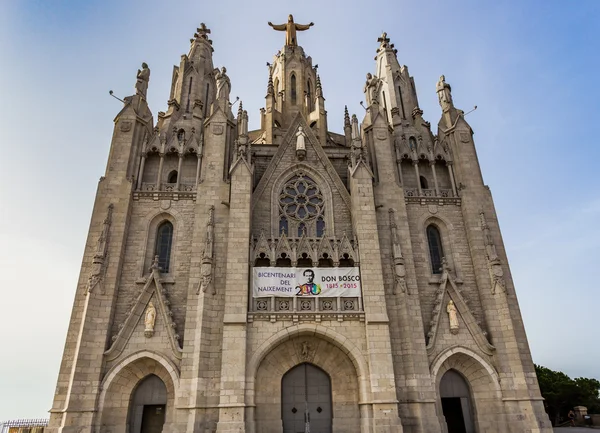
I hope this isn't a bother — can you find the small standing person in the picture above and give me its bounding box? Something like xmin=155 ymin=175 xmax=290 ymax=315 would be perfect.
xmin=568 ymin=409 xmax=575 ymax=426
xmin=268 ymin=14 xmax=314 ymax=46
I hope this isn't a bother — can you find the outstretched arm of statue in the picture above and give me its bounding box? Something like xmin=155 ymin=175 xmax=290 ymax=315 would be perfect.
xmin=295 ymin=22 xmax=314 ymax=31
xmin=268 ymin=22 xmax=287 ymax=30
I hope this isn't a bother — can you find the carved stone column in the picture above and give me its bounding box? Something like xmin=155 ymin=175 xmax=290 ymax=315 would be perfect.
xmin=176 ymin=153 xmax=184 ymax=190
xmin=447 ymin=161 xmax=458 ymax=197
xmin=137 ymin=153 xmax=146 ymax=190
xmin=413 ymin=160 xmax=422 ymax=196
xmin=156 ymin=152 xmax=165 ymax=190
xmin=430 ymin=161 xmax=440 ymax=196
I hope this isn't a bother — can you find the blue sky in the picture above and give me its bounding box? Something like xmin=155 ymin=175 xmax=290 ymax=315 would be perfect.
xmin=0 ymin=0 xmax=598 ymax=421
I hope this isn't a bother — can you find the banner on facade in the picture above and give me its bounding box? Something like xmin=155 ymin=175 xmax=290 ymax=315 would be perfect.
xmin=252 ymin=267 xmax=361 ymax=297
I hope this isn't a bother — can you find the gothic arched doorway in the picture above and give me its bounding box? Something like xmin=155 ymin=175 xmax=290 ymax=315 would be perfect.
xmin=128 ymin=374 xmax=167 ymax=433
xmin=440 ymin=369 xmax=475 ymax=433
xmin=281 ymin=363 xmax=332 ymax=433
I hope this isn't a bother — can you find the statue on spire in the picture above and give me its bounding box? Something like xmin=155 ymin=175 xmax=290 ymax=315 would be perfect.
xmin=363 ymin=73 xmax=382 ymax=106
xmin=268 ymin=15 xmax=314 ymax=46
xmin=436 ymin=75 xmax=453 ymax=112
xmin=214 ymin=67 xmax=231 ymax=101
xmin=135 ymin=63 xmax=150 ymax=99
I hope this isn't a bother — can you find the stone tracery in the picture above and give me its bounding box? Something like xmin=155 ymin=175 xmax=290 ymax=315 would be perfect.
xmin=278 ymin=173 xmax=324 ymax=237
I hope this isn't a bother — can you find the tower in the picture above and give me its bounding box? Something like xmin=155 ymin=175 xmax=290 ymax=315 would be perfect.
xmin=48 ymin=19 xmax=552 ymax=433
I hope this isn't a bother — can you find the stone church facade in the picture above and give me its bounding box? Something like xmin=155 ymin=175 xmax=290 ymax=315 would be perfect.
xmin=48 ymin=18 xmax=552 ymax=433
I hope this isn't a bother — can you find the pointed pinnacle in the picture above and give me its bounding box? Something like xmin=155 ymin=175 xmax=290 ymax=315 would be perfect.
xmin=267 ymin=73 xmax=274 ymax=96
xmin=344 ymin=105 xmax=351 ymax=127
xmin=316 ymin=74 xmax=323 ymax=97
xmin=238 ymin=100 xmax=243 ymax=118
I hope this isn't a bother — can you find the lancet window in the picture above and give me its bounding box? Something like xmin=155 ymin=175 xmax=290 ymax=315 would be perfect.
xmin=278 ymin=174 xmax=324 ymax=237
xmin=426 ymin=224 xmax=444 ymax=274
xmin=290 ymin=73 xmax=297 ymax=105
xmin=155 ymin=221 xmax=173 ymax=273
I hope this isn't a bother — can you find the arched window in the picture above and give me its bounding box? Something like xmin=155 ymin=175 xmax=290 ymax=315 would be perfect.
xmin=338 ymin=253 xmax=354 ymax=267
xmin=306 ymin=80 xmax=313 ymax=111
xmin=274 ymin=78 xmax=280 ymax=110
xmin=168 ymin=170 xmax=178 ymax=184
xmin=426 ymin=224 xmax=444 ymax=274
xmin=409 ymin=137 xmax=417 ymax=150
xmin=298 ymin=222 xmax=306 ymax=237
xmin=255 ymin=252 xmax=270 ymax=267
xmin=420 ymin=175 xmax=428 ymax=190
xmin=290 ymin=73 xmax=297 ymax=105
xmin=177 ymin=129 xmax=185 ymax=143
xmin=279 ymin=173 xmax=324 ymax=238
xmin=204 ymin=83 xmax=210 ymax=117
xmin=155 ymin=221 xmax=173 ymax=273
xmin=318 ymin=253 xmax=333 ymax=267
xmin=275 ymin=252 xmax=292 ymax=267
xmin=279 ymin=216 xmax=288 ymax=236
xmin=316 ymin=216 xmax=325 ymax=237
xmin=297 ymin=252 xmax=312 ymax=268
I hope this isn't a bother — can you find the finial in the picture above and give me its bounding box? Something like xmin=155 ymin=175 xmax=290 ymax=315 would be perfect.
xmin=267 ymin=73 xmax=274 ymax=96
xmin=376 ymin=31 xmax=391 ymax=53
xmin=344 ymin=105 xmax=351 ymax=127
xmin=237 ymin=100 xmax=243 ymax=119
xmin=192 ymin=23 xmax=213 ymax=45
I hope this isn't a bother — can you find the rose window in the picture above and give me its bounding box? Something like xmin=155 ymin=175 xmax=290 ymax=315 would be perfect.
xmin=279 ymin=174 xmax=325 ymax=237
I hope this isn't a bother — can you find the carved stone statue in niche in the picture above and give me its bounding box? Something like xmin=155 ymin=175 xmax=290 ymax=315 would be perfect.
xmin=389 ymin=209 xmax=407 ymax=294
xmin=144 ymin=301 xmax=156 ymax=338
xmin=295 ymin=125 xmax=307 ymax=160
xmin=198 ymin=206 xmax=216 ymax=295
xmin=135 ymin=63 xmax=150 ymax=99
xmin=480 ymin=211 xmax=507 ymax=295
xmin=447 ymin=300 xmax=459 ymax=334
xmin=87 ymin=204 xmax=113 ymax=293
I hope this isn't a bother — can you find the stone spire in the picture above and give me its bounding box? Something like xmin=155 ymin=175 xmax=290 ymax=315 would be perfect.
xmin=344 ymin=105 xmax=352 ymax=146
xmin=315 ymin=75 xmax=323 ymax=98
xmin=267 ymin=73 xmax=274 ymax=96
xmin=373 ymin=31 xmax=419 ymax=125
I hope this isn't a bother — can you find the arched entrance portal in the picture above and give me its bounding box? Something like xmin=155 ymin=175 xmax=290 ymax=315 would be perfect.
xmin=281 ymin=363 xmax=332 ymax=433
xmin=440 ymin=370 xmax=474 ymax=433
xmin=128 ymin=374 xmax=167 ymax=433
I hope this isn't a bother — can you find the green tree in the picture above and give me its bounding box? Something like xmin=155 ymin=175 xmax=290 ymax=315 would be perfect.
xmin=535 ymin=364 xmax=600 ymax=425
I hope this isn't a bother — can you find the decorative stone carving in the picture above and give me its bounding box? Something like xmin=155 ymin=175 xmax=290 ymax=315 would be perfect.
xmin=295 ymin=125 xmax=307 ymax=160
xmin=135 ymin=63 xmax=150 ymax=99
xmin=212 ymin=124 xmax=224 ymax=135
xmin=120 ymin=121 xmax=132 ymax=132
xmin=389 ymin=209 xmax=407 ymax=295
xmin=198 ymin=206 xmax=216 ymax=295
xmin=87 ymin=204 xmax=113 ymax=293
xmin=447 ymin=300 xmax=459 ymax=334
xmin=214 ymin=67 xmax=231 ymax=101
xmin=144 ymin=301 xmax=156 ymax=338
xmin=480 ymin=211 xmax=506 ymax=295
xmin=363 ymin=73 xmax=381 ymax=106
xmin=300 ymin=340 xmax=313 ymax=361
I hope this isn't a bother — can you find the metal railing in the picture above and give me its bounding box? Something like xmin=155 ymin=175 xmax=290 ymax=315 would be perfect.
xmin=0 ymin=419 xmax=48 ymax=433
